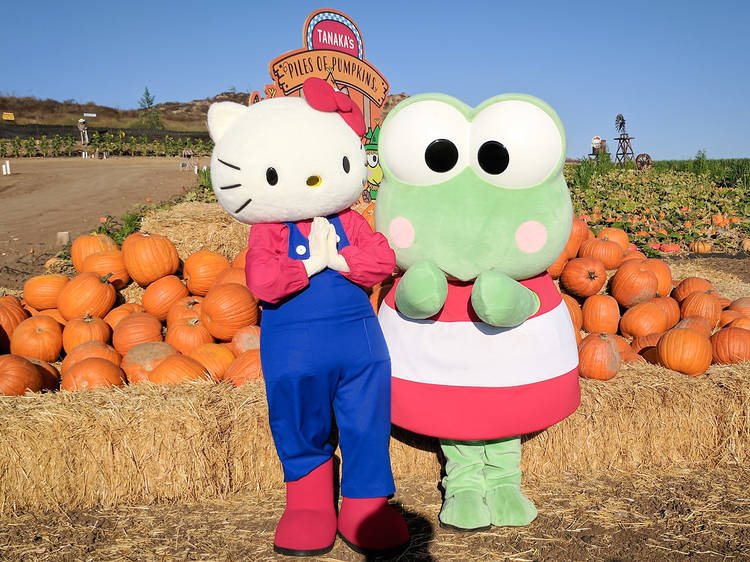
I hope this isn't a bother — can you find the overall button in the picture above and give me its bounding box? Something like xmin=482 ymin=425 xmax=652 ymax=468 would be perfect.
xmin=295 ymin=245 xmax=307 ymax=255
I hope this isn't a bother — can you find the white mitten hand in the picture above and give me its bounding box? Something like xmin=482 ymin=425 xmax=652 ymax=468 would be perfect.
xmin=303 ymin=217 xmax=329 ymax=277
xmin=326 ymin=223 xmax=350 ymax=273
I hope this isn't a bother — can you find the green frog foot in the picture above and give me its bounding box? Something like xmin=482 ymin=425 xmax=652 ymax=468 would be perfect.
xmin=438 ymin=490 xmax=491 ymax=532
xmin=485 ymin=486 xmax=538 ymax=527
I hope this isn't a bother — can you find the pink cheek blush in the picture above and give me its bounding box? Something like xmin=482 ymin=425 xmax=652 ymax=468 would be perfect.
xmin=389 ymin=217 xmax=415 ymax=249
xmin=515 ymin=220 xmax=547 ymax=254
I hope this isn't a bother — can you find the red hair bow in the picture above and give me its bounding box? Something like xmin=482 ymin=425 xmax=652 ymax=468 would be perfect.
xmin=302 ymin=77 xmax=365 ymax=137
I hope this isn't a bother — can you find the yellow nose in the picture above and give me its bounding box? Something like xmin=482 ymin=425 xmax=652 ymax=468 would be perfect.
xmin=306 ymin=175 xmax=322 ymax=188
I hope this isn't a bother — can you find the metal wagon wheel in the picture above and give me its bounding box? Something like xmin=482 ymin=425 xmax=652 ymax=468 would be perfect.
xmin=635 ymin=153 xmax=652 ymax=170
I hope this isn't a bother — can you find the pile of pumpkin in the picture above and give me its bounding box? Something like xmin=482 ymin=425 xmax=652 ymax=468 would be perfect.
xmin=0 ymin=232 xmax=264 ymax=395
xmin=549 ymin=218 xmax=750 ymax=380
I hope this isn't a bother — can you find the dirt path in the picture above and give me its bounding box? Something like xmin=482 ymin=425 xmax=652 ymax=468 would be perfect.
xmin=0 ymin=157 xmax=209 ymax=289
xmin=1 ymin=469 xmax=747 ymax=561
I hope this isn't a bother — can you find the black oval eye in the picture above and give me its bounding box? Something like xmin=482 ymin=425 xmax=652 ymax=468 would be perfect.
xmin=425 ymin=139 xmax=458 ymax=173
xmin=342 ymin=156 xmax=350 ymax=173
xmin=266 ymin=167 xmax=278 ymax=186
xmin=478 ymin=141 xmax=509 ymax=175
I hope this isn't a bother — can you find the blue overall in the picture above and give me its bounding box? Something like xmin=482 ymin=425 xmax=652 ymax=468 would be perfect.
xmin=259 ymin=215 xmax=395 ymax=499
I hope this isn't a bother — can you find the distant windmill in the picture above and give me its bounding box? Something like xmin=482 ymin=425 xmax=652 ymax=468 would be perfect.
xmin=613 ymin=114 xmax=635 ymax=164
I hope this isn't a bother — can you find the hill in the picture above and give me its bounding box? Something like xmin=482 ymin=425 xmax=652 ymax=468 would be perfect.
xmin=0 ymin=92 xmax=250 ymax=131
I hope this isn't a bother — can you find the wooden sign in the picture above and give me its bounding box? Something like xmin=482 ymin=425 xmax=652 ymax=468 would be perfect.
xmin=2 ymin=112 xmax=14 ymax=121
xmin=83 ymin=113 xmax=97 ymax=118
xmin=265 ymin=9 xmax=390 ymax=136
xmin=591 ymin=136 xmax=602 ymax=149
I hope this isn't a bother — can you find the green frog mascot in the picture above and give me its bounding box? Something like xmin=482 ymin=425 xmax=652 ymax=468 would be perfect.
xmin=375 ymin=93 xmax=581 ymax=531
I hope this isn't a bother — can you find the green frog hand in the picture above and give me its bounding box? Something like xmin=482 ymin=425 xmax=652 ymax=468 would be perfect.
xmin=471 ymin=270 xmax=540 ymax=327
xmin=395 ymin=260 xmax=448 ymax=319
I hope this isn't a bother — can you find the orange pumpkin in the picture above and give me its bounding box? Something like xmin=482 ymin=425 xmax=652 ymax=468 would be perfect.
xmin=650 ymin=296 xmax=680 ymax=330
xmin=621 ymin=250 xmax=646 ymax=263
xmin=711 ymin=327 xmax=750 ymax=364
xmin=0 ymin=354 xmax=44 ymax=395
xmin=223 ymin=349 xmax=264 ymax=386
xmin=10 ymin=315 xmax=63 ymax=362
xmin=26 ymin=357 xmax=60 ymax=391
xmin=680 ymin=290 xmax=722 ymax=329
xmin=61 ymin=341 xmax=122 ymax=376
xmin=57 ymin=272 xmax=116 ymax=320
xmin=717 ymin=296 xmax=732 ymax=309
xmin=643 ymin=259 xmax=673 ymax=298
xmin=581 ymin=294 xmax=620 ymax=334
xmin=674 ymin=315 xmax=713 ymax=338
xmin=657 ymin=328 xmax=712 ymax=376
xmin=596 ymin=227 xmax=629 ymax=252
xmin=719 ymin=310 xmax=745 ymax=328
xmin=121 ymin=341 xmax=178 ymax=383
xmin=561 ymin=294 xmax=582 ymax=331
xmin=62 ymin=313 xmax=112 ymax=353
xmin=612 ymin=334 xmax=631 ymax=354
xmin=728 ymin=317 xmax=750 ymax=331
xmin=232 ymin=248 xmax=248 ymax=269
xmin=0 ymin=299 xmax=29 ymax=353
xmin=728 ymin=297 xmax=750 ymax=318
xmin=361 ymin=201 xmax=376 ymax=232
xmin=560 ymin=257 xmax=607 ymax=298
xmin=165 ymin=317 xmax=213 ymax=354
xmin=201 ymin=283 xmax=258 ymax=341
xmin=22 ymin=274 xmax=69 ymax=310
xmin=621 ymin=349 xmax=647 ymax=364
xmin=578 ymin=333 xmax=621 ymax=380
xmin=148 ymin=355 xmax=210 ymax=385
xmin=562 ymin=217 xmax=589 ymax=259
xmin=546 ymin=252 xmax=568 ymax=279
xmin=619 ymin=301 xmax=669 ymax=339
xmin=112 ymin=312 xmax=163 ymax=355
xmin=229 ymin=324 xmax=261 ymax=357
xmin=61 ymin=357 xmax=126 ymax=391
xmin=631 ymin=332 xmax=664 ymax=354
xmin=188 ymin=343 xmax=236 ymax=381
xmin=71 ymin=233 xmax=118 ymax=273
xmin=210 ymin=267 xmax=247 ymax=290
xmin=82 ymin=250 xmax=130 ymax=289
xmin=121 ymin=232 xmax=180 ymax=286
xmin=166 ymin=297 xmax=203 ymax=327
xmin=183 ymin=251 xmax=231 ymax=296
xmin=578 ymin=238 xmax=623 ymax=270
xmin=36 ymin=308 xmax=67 ymax=325
xmin=104 ymin=303 xmax=145 ymax=330
xmin=609 ymin=260 xmax=658 ymax=307
xmin=141 ymin=275 xmax=189 ymax=321
xmin=672 ymin=277 xmax=713 ymax=303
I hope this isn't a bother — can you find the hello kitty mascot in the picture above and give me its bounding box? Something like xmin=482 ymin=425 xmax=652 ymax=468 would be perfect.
xmin=207 ymin=78 xmax=409 ymax=557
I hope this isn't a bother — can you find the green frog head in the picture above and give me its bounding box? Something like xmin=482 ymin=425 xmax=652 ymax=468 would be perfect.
xmin=375 ymin=93 xmax=572 ymax=282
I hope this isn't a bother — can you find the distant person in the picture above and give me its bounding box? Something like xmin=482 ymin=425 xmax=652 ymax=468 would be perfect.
xmin=77 ymin=119 xmax=89 ymax=145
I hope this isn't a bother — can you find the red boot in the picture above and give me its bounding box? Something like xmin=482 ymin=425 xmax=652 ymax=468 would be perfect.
xmin=337 ymin=497 xmax=410 ymax=555
xmin=274 ymin=459 xmax=337 ymax=556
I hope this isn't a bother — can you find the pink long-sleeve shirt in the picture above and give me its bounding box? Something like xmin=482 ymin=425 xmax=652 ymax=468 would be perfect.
xmin=245 ymin=209 xmax=396 ymax=304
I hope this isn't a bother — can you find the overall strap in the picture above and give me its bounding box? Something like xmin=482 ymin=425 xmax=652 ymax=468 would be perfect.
xmin=285 ymin=222 xmax=310 ymax=260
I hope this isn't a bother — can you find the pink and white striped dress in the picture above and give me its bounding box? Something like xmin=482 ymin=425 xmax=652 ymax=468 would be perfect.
xmin=378 ymin=272 xmax=580 ymax=440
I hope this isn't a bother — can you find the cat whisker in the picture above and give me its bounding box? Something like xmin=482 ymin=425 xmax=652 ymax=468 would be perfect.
xmin=218 ymin=158 xmax=241 ymax=170
xmin=235 ymin=198 xmax=253 ymax=213
xmin=219 ymin=183 xmax=242 ymax=190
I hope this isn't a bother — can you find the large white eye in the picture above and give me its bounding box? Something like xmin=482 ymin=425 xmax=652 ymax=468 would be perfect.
xmin=380 ymin=100 xmax=469 ymax=186
xmin=470 ymin=100 xmax=563 ymax=189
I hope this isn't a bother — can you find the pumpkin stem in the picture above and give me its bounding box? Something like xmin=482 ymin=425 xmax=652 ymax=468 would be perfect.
xmin=83 ymin=312 xmax=93 ymax=322
xmin=587 ymin=270 xmax=598 ymax=280
xmin=100 ymin=272 xmax=114 ymax=284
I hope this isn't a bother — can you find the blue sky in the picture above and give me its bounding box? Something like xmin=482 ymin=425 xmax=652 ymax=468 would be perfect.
xmin=2 ymin=0 xmax=748 ymax=160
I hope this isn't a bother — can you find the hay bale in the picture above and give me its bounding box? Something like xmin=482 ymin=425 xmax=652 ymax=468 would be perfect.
xmin=139 ymin=202 xmax=249 ymax=261
xmin=0 ymin=364 xmax=747 ymax=513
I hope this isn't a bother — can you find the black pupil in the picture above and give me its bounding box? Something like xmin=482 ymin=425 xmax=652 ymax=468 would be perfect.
xmin=478 ymin=141 xmax=509 ymax=175
xmin=425 ymin=139 xmax=458 ymax=173
xmin=342 ymin=156 xmax=350 ymax=173
xmin=266 ymin=167 xmax=278 ymax=185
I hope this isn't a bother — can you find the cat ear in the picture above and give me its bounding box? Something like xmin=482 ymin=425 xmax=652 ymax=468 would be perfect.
xmin=207 ymin=102 xmax=247 ymax=141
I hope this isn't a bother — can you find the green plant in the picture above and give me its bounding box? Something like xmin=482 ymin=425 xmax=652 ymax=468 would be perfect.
xmin=0 ymin=138 xmax=8 ymax=158
xmin=51 ymin=134 xmax=62 ymax=157
xmin=64 ymin=134 xmax=76 ymax=156
xmin=128 ymin=135 xmax=137 ymax=156
xmin=692 ymin=149 xmax=709 ymax=177
xmin=23 ymin=137 xmax=37 ymax=157
xmin=39 ymin=135 xmax=50 ymax=157
xmin=136 ymin=86 xmax=164 ymax=130
xmin=11 ymin=137 xmax=21 ymax=157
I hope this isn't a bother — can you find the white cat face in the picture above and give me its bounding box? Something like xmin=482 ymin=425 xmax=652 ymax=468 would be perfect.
xmin=207 ymin=97 xmax=367 ymax=224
